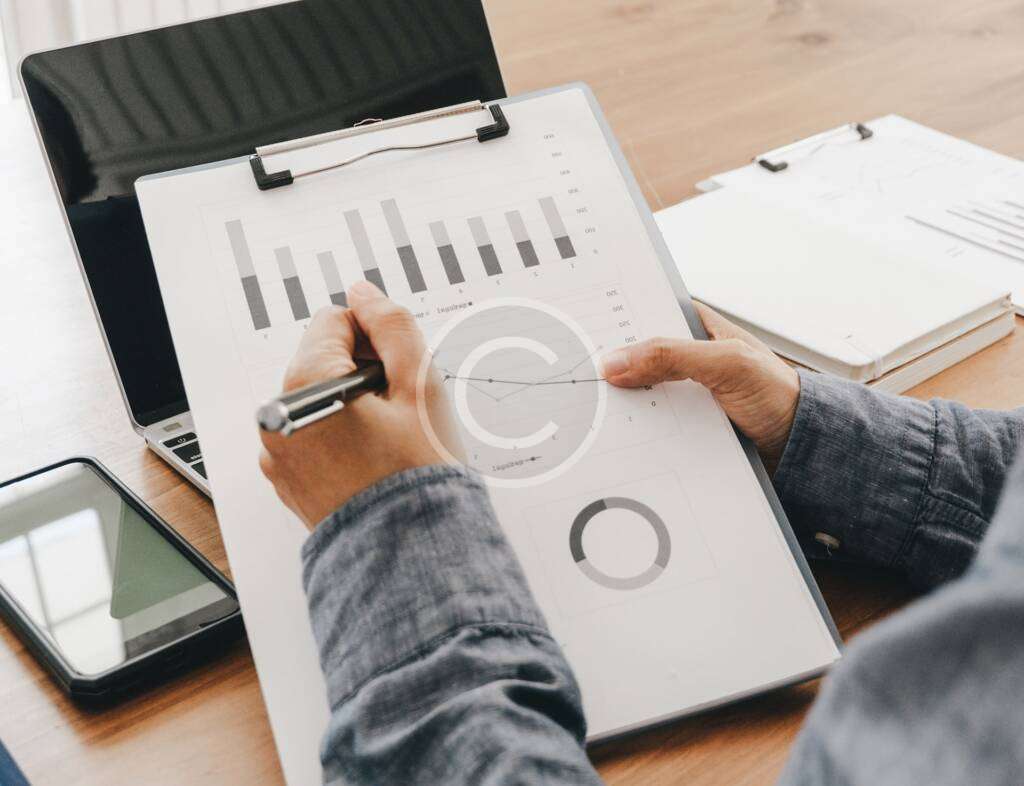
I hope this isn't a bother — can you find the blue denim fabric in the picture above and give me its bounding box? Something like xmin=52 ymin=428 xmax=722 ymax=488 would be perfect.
xmin=776 ymin=370 xmax=1024 ymax=588
xmin=773 ymin=370 xmax=1024 ymax=785
xmin=778 ymin=433 xmax=1024 ymax=785
xmin=301 ymin=465 xmax=600 ymax=785
xmin=303 ymin=372 xmax=1024 ymax=785
xmin=0 ymin=736 xmax=29 ymax=786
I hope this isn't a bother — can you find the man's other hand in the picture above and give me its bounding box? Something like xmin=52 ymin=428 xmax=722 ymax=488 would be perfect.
xmin=601 ymin=303 xmax=800 ymax=473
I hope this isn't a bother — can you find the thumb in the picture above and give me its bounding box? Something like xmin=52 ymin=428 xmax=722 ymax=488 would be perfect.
xmin=601 ymin=336 xmax=755 ymax=390
xmin=282 ymin=305 xmax=358 ymax=392
xmin=693 ymin=301 xmax=774 ymax=355
xmin=346 ymin=280 xmax=428 ymax=397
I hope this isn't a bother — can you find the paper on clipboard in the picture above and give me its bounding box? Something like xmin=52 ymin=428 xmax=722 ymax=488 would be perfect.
xmin=137 ymin=85 xmax=841 ymax=783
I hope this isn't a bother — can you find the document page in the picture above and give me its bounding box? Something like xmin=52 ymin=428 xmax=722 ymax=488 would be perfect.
xmin=138 ymin=87 xmax=840 ymax=784
xmin=654 ymin=188 xmax=1011 ymax=381
xmin=706 ymin=115 xmax=1024 ymax=313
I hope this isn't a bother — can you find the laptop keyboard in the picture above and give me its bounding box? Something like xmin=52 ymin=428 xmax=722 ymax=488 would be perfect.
xmin=163 ymin=433 xmax=206 ymax=479
xmin=172 ymin=441 xmax=201 ymax=463
xmin=163 ymin=432 xmax=196 ymax=448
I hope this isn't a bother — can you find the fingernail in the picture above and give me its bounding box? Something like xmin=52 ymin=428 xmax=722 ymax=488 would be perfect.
xmin=348 ymin=280 xmax=383 ymax=301
xmin=601 ymin=349 xmax=630 ymax=378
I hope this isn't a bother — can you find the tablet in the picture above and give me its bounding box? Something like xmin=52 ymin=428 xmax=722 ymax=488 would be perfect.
xmin=0 ymin=458 xmax=243 ymax=701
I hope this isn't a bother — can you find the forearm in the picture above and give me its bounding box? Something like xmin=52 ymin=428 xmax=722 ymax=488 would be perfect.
xmin=778 ymin=450 xmax=1024 ymax=785
xmin=774 ymin=369 xmax=1024 ymax=587
xmin=302 ymin=465 xmax=601 ymax=786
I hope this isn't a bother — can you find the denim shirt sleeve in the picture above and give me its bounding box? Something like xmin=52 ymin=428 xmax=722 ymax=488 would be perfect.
xmin=778 ymin=449 xmax=1024 ymax=786
xmin=301 ymin=465 xmax=602 ymax=786
xmin=774 ymin=369 xmax=1024 ymax=588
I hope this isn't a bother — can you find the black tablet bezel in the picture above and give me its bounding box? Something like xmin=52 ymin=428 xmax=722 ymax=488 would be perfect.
xmin=0 ymin=456 xmax=244 ymax=703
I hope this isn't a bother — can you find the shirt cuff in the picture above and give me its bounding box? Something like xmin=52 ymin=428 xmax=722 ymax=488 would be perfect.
xmin=774 ymin=369 xmax=936 ymax=567
xmin=301 ymin=464 xmax=548 ymax=710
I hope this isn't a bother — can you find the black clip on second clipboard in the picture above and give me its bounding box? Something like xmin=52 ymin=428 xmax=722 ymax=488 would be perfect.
xmin=249 ymin=101 xmax=510 ymax=191
xmin=754 ymin=122 xmax=873 ymax=173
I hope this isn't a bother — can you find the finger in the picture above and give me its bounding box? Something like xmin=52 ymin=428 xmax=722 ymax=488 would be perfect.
xmin=693 ymin=301 xmax=773 ymax=354
xmin=601 ymin=336 xmax=756 ymax=390
xmin=258 ymin=448 xmax=295 ymax=508
xmin=258 ymin=446 xmax=276 ymax=481
xmin=259 ymin=427 xmax=288 ymax=456
xmin=346 ymin=280 xmax=429 ymax=398
xmin=282 ymin=306 xmax=359 ymax=392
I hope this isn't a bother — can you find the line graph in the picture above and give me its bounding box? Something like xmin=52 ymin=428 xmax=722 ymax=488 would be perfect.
xmin=416 ymin=286 xmax=675 ymax=487
xmin=421 ymin=298 xmax=609 ymax=485
xmin=438 ymin=347 xmax=606 ymax=403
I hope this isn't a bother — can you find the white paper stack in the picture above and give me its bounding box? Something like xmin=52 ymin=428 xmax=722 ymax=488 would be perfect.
xmin=696 ymin=115 xmax=1024 ymax=314
xmin=655 ymin=188 xmax=1013 ymax=391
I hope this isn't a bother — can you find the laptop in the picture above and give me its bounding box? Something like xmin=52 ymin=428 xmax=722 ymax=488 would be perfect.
xmin=19 ymin=0 xmax=505 ymax=495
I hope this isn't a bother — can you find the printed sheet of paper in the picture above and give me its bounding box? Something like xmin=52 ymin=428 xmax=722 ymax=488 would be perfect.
xmin=138 ymin=87 xmax=840 ymax=784
xmin=705 ymin=115 xmax=1024 ymax=313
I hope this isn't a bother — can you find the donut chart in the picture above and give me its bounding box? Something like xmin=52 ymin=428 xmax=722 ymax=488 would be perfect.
xmin=569 ymin=497 xmax=671 ymax=590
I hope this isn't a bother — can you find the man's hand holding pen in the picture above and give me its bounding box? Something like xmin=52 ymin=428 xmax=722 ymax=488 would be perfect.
xmin=258 ymin=280 xmax=460 ymax=529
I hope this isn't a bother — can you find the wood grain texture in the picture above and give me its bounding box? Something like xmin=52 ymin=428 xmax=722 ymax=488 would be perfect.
xmin=1 ymin=1 xmax=1022 ymax=783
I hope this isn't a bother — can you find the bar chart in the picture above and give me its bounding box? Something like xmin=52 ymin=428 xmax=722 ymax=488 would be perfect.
xmin=506 ymin=210 xmax=540 ymax=268
xmin=344 ymin=209 xmax=388 ymax=294
xmin=317 ymin=251 xmax=348 ymax=307
xmin=274 ymin=247 xmax=310 ymax=321
xmin=381 ymin=199 xmax=427 ymax=293
xmin=468 ymin=216 xmax=503 ymax=277
xmin=225 ymin=219 xmax=271 ymax=330
xmin=540 ymin=196 xmax=577 ymax=259
xmin=224 ymin=194 xmax=580 ymax=331
xmin=430 ymin=221 xmax=466 ymax=284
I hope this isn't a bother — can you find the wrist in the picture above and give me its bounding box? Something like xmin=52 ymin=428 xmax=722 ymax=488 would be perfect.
xmin=307 ymin=463 xmax=476 ymax=533
xmin=759 ymin=367 xmax=800 ymax=475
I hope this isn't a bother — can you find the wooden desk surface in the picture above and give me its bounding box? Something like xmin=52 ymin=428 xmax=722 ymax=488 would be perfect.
xmin=2 ymin=2 xmax=1023 ymax=783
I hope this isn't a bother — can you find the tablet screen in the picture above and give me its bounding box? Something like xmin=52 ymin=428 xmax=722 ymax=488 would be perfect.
xmin=0 ymin=462 xmax=237 ymax=675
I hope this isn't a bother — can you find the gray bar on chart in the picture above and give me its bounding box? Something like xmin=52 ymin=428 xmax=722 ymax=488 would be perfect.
xmin=429 ymin=221 xmax=465 ymax=284
xmin=317 ymin=251 xmax=347 ymax=307
xmin=381 ymin=199 xmax=426 ymax=293
xmin=539 ymin=196 xmax=577 ymax=259
xmin=225 ymin=219 xmax=270 ymax=330
xmin=240 ymin=277 xmax=270 ymax=330
xmin=274 ymin=247 xmax=310 ymax=320
xmin=364 ymin=267 xmax=387 ymax=292
xmin=344 ymin=209 xmax=387 ymax=294
xmin=505 ymin=210 xmax=540 ymax=268
xmin=468 ymin=216 xmax=502 ymax=276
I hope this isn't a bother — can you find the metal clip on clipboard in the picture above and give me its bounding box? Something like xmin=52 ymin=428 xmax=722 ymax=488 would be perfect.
xmin=249 ymin=100 xmax=510 ymax=190
xmin=754 ymin=122 xmax=873 ymax=173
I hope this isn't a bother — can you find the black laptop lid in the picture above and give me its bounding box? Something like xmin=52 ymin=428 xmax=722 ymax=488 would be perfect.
xmin=21 ymin=0 xmax=505 ymax=427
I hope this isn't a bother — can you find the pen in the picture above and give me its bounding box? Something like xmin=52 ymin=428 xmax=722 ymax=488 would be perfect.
xmin=256 ymin=361 xmax=387 ymax=436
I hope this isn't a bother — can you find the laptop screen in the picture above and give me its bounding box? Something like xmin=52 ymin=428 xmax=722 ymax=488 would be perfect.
xmin=21 ymin=0 xmax=505 ymax=427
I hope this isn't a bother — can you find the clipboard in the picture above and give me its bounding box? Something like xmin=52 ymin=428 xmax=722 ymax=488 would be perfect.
xmin=753 ymin=121 xmax=874 ymax=172
xmin=136 ymin=83 xmax=842 ymax=782
xmin=250 ymin=101 xmax=510 ymax=190
xmin=193 ymin=85 xmax=839 ymax=654
xmin=696 ymin=114 xmax=1024 ymax=314
xmin=237 ymin=80 xmax=840 ymax=644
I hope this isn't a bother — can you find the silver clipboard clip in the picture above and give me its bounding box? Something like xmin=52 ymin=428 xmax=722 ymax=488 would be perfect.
xmin=754 ymin=122 xmax=873 ymax=173
xmin=249 ymin=100 xmax=510 ymax=190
